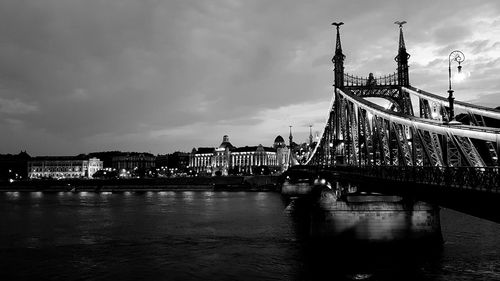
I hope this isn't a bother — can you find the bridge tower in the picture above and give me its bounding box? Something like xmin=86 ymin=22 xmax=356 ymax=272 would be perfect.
xmin=395 ymin=21 xmax=410 ymax=87
xmin=395 ymin=21 xmax=413 ymax=115
xmin=332 ymin=22 xmax=345 ymax=90
xmin=330 ymin=22 xmax=415 ymax=115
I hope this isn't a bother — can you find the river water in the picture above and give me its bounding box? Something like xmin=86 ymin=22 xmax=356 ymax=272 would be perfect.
xmin=0 ymin=191 xmax=499 ymax=280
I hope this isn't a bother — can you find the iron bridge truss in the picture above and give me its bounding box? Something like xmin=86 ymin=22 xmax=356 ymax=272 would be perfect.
xmin=303 ymin=22 xmax=500 ymax=190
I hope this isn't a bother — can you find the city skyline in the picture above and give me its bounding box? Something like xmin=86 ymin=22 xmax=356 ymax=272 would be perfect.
xmin=1 ymin=0 xmax=500 ymax=156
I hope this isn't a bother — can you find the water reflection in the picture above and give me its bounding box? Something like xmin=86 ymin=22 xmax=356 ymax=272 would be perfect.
xmin=283 ymin=196 xmax=446 ymax=280
xmin=182 ymin=191 xmax=194 ymax=202
xmin=0 ymin=191 xmax=499 ymax=280
xmin=78 ymin=191 xmax=90 ymax=197
xmin=202 ymin=191 xmax=214 ymax=204
xmin=161 ymin=191 xmax=176 ymax=197
xmin=5 ymin=191 xmax=20 ymax=200
xmin=203 ymin=191 xmax=214 ymax=198
xmin=31 ymin=191 xmax=43 ymax=199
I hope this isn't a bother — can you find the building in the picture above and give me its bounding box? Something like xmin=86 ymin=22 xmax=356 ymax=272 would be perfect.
xmin=155 ymin=154 xmax=169 ymax=169
xmin=190 ymin=135 xmax=289 ymax=176
xmin=274 ymin=135 xmax=290 ymax=171
xmin=231 ymin=145 xmax=279 ymax=174
xmin=28 ymin=156 xmax=103 ymax=179
xmin=190 ymin=147 xmax=216 ymax=176
xmin=167 ymin=152 xmax=190 ymax=172
xmin=87 ymin=151 xmax=122 ymax=168
xmin=111 ymin=152 xmax=156 ymax=171
xmin=156 ymin=152 xmax=190 ymax=176
xmin=0 ymin=151 xmax=31 ymax=182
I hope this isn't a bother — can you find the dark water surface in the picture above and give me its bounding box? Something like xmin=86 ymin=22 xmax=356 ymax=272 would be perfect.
xmin=0 ymin=191 xmax=499 ymax=280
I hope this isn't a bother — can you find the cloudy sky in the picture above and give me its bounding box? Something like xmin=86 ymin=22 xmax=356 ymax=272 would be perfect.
xmin=1 ymin=0 xmax=500 ymax=156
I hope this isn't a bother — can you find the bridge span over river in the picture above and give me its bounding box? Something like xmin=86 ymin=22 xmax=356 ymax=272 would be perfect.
xmin=282 ymin=22 xmax=500 ymax=232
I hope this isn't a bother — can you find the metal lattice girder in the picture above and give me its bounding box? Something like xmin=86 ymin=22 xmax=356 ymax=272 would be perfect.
xmin=413 ymin=127 xmax=431 ymax=166
xmin=469 ymin=113 xmax=486 ymax=126
xmin=388 ymin=121 xmax=400 ymax=166
xmin=415 ymin=129 xmax=444 ymax=167
xmin=446 ymin=135 xmax=462 ymax=167
xmin=348 ymin=86 xmax=414 ymax=115
xmin=450 ymin=134 xmax=486 ymax=167
xmin=349 ymin=88 xmax=403 ymax=112
xmin=343 ymin=100 xmax=351 ymax=163
xmin=339 ymin=96 xmax=347 ymax=143
xmin=373 ymin=116 xmax=391 ymax=165
xmin=307 ymin=86 xmax=500 ymax=168
xmin=485 ymin=141 xmax=499 ymax=165
xmin=335 ymin=88 xmax=500 ymax=167
xmin=430 ymin=131 xmax=444 ymax=165
xmin=410 ymin=126 xmax=425 ymax=166
xmin=337 ymin=88 xmax=500 ymax=143
xmin=358 ymin=108 xmax=373 ymax=165
xmin=404 ymin=86 xmax=500 ymax=122
xmin=419 ymin=98 xmax=446 ymax=121
xmin=467 ymin=113 xmax=499 ymax=164
xmin=370 ymin=114 xmax=382 ymax=165
xmin=439 ymin=104 xmax=449 ymax=121
xmin=364 ymin=110 xmax=374 ymax=165
xmin=392 ymin=123 xmax=413 ymax=166
xmin=347 ymin=102 xmax=359 ymax=165
xmin=401 ymin=88 xmax=414 ymax=116
xmin=419 ymin=98 xmax=431 ymax=119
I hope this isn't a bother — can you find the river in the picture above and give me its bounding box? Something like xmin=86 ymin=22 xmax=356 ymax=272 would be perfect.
xmin=0 ymin=191 xmax=499 ymax=280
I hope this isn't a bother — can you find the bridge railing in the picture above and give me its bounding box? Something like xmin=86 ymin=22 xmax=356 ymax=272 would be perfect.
xmin=343 ymin=72 xmax=398 ymax=87
xmin=322 ymin=165 xmax=499 ymax=193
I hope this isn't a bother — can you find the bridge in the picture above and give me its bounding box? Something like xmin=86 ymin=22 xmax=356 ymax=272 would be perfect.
xmin=286 ymin=22 xmax=500 ymax=224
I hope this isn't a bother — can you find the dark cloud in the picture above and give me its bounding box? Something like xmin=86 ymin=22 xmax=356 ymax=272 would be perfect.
xmin=0 ymin=0 xmax=499 ymax=155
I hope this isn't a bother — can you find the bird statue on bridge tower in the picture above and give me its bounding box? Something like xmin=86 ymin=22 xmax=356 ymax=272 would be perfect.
xmin=331 ymin=21 xmax=344 ymax=57
xmin=394 ymin=21 xmax=407 ymax=28
xmin=331 ymin=22 xmax=344 ymax=30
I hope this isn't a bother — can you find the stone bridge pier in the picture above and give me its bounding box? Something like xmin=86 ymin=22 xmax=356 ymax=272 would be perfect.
xmin=281 ymin=170 xmax=442 ymax=243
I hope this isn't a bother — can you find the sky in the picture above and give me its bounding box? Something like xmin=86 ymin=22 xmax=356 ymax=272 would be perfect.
xmin=1 ymin=0 xmax=500 ymax=156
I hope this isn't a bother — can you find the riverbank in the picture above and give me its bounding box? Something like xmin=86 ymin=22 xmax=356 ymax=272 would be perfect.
xmin=0 ymin=175 xmax=281 ymax=192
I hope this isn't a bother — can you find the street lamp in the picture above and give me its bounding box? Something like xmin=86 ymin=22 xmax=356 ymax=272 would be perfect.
xmin=447 ymin=50 xmax=465 ymax=122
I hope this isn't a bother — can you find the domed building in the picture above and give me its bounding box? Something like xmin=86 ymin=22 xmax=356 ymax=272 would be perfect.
xmin=274 ymin=135 xmax=290 ymax=172
xmin=189 ymin=134 xmax=290 ymax=176
xmin=213 ymin=135 xmax=234 ymax=175
xmin=273 ymin=135 xmax=286 ymax=149
xmin=219 ymin=135 xmax=234 ymax=149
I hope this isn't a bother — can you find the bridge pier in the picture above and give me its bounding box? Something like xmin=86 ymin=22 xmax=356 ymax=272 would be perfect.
xmin=281 ymin=170 xmax=442 ymax=243
xmin=310 ymin=190 xmax=442 ymax=243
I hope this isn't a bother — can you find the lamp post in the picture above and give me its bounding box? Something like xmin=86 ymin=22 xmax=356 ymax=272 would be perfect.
xmin=447 ymin=50 xmax=465 ymax=122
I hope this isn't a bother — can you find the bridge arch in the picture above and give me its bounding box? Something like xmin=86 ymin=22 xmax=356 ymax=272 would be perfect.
xmin=305 ymin=22 xmax=500 ymax=169
xmin=333 ymin=22 xmax=413 ymax=115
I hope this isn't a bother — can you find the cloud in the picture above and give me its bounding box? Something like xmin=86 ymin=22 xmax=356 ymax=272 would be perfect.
xmin=0 ymin=0 xmax=500 ymax=155
xmin=466 ymin=93 xmax=500 ymax=108
xmin=0 ymin=97 xmax=38 ymax=114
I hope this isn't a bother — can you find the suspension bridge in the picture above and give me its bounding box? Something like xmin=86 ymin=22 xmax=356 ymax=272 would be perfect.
xmin=285 ymin=22 xmax=500 ymax=223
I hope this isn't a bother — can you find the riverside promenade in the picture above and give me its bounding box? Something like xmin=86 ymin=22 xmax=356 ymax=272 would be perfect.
xmin=0 ymin=175 xmax=280 ymax=192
